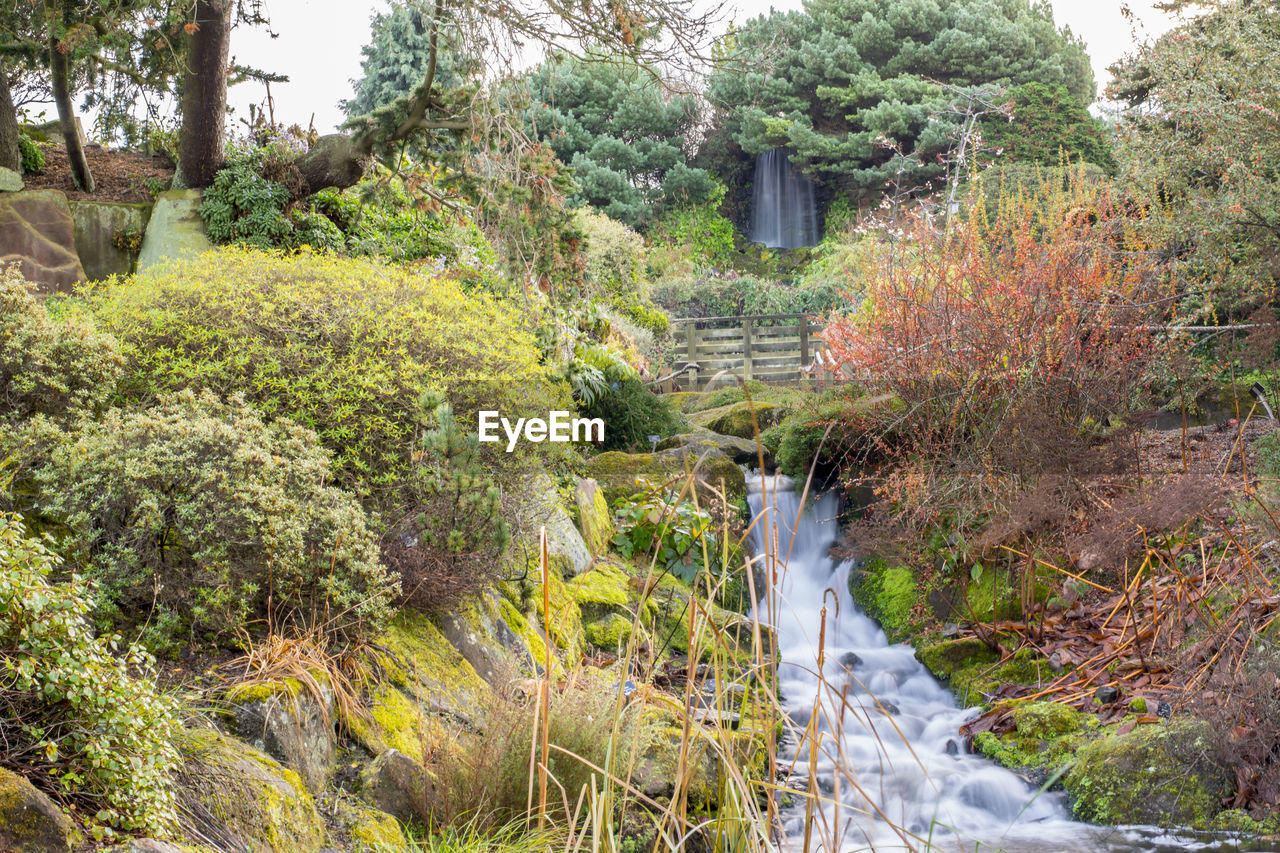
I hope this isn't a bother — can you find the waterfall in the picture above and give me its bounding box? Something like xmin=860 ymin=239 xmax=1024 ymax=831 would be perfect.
xmin=750 ymin=149 xmax=820 ymax=249
xmin=745 ymin=473 xmax=1227 ymax=853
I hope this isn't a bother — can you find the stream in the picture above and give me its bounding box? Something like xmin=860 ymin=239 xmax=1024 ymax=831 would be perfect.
xmin=745 ymin=473 xmax=1279 ymax=853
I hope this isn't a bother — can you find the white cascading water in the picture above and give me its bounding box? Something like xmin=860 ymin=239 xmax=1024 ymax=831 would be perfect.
xmin=750 ymin=149 xmax=820 ymax=249
xmin=746 ymin=473 xmax=1244 ymax=853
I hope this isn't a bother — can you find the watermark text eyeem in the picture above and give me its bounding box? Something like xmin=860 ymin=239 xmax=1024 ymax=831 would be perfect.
xmin=478 ymin=411 xmax=604 ymax=452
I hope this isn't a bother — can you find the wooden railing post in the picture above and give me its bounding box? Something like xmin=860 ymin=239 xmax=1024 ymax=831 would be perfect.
xmin=741 ymin=318 xmax=754 ymax=381
xmin=685 ymin=321 xmax=699 ymax=390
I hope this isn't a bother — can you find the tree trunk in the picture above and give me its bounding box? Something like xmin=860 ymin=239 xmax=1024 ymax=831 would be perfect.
xmin=176 ymin=0 xmax=233 ymax=188
xmin=47 ymin=13 xmax=94 ymax=192
xmin=0 ymin=62 xmax=21 ymax=173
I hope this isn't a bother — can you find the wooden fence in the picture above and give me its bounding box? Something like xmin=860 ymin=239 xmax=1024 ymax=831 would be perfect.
xmin=669 ymin=314 xmax=840 ymax=391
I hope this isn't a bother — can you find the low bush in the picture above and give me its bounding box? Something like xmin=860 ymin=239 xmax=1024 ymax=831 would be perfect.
xmin=18 ymin=133 xmax=44 ymax=174
xmin=646 ymin=183 xmax=738 ymax=279
xmin=86 ymin=249 xmax=569 ymax=511
xmin=383 ymin=395 xmax=510 ymax=612
xmin=612 ymin=488 xmax=717 ymax=582
xmin=0 ymin=264 xmax=122 ymax=427
xmin=0 ymin=513 xmax=180 ymax=838
xmin=580 ymin=376 xmax=687 ymax=452
xmin=36 ymin=390 xmax=396 ymax=647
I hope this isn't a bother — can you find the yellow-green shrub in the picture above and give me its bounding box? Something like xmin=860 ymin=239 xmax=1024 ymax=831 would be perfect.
xmin=577 ymin=209 xmax=648 ymax=299
xmin=1 ymin=263 xmax=122 ymax=427
xmin=86 ymin=249 xmax=570 ymax=510
xmin=37 ymin=390 xmax=395 ymax=646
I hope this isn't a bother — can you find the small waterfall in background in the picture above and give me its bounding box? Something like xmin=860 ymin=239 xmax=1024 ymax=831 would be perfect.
xmin=750 ymin=149 xmax=820 ymax=249
xmin=746 ymin=473 xmax=1237 ymax=853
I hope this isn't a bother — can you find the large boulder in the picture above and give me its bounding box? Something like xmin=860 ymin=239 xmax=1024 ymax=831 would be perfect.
xmin=657 ymin=431 xmax=766 ymax=466
xmin=587 ymin=446 xmax=746 ymax=505
xmin=0 ymin=189 xmax=86 ymax=294
xmin=227 ymin=680 xmax=337 ymax=793
xmin=0 ymin=167 xmax=23 ymax=192
xmin=1064 ymin=719 xmax=1232 ymax=828
xmin=575 ymin=477 xmax=614 ymax=556
xmin=689 ymin=400 xmax=785 ymax=439
xmin=69 ymin=200 xmax=152 ymax=280
xmin=0 ymin=768 xmax=80 ymax=852
xmin=136 ymin=189 xmax=213 ymax=270
xmin=359 ymin=749 xmax=437 ymax=825
xmin=334 ymin=799 xmax=410 ymax=852
xmin=174 ymin=727 xmax=327 ymax=852
xmin=514 ymin=471 xmax=592 ymax=577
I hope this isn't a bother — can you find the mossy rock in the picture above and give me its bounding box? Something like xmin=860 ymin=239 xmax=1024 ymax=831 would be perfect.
xmin=585 ymin=613 xmax=634 ymax=650
xmin=567 ymin=561 xmax=647 ymax=623
xmin=346 ymin=684 xmax=435 ymax=761
xmin=575 ymin=477 xmax=614 ymax=556
xmin=334 ymin=799 xmax=410 ymax=852
xmin=1064 ymin=719 xmax=1231 ymax=828
xmin=848 ymin=559 xmax=918 ymax=642
xmin=917 ymin=638 xmax=999 ymax=680
xmin=374 ymin=609 xmax=489 ymax=716
xmin=0 ymin=767 xmax=81 ymax=853
xmin=586 ymin=447 xmax=745 ymax=506
xmin=1013 ymin=701 xmax=1082 ymax=739
xmin=655 ymin=431 xmax=766 ymax=466
xmin=689 ymin=401 xmax=784 ymax=439
xmin=173 ymin=727 xmax=326 ymax=852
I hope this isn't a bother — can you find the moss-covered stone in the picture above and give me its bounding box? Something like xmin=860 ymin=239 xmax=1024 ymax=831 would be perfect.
xmin=1013 ymin=701 xmax=1082 ymax=739
xmin=1064 ymin=719 xmax=1232 ymax=828
xmin=847 ymin=558 xmax=921 ymax=643
xmin=0 ymin=767 xmax=81 ymax=853
xmin=917 ymin=638 xmax=998 ymax=678
xmin=358 ymin=749 xmax=437 ymax=829
xmin=585 ymin=613 xmax=634 ymax=650
xmin=173 ymin=727 xmax=326 ymax=852
xmin=347 ymin=684 xmax=433 ymax=760
xmin=575 ymin=477 xmax=614 ymax=556
xmin=335 ymin=799 xmax=410 ymax=852
xmin=586 ymin=447 xmax=745 ymax=506
xmin=568 ymin=561 xmax=638 ymax=621
xmin=375 ymin=609 xmax=488 ymax=714
xmin=689 ymin=401 xmax=785 ymax=439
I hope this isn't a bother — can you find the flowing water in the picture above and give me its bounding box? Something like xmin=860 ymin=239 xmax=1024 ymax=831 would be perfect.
xmin=745 ymin=473 xmax=1278 ymax=853
xmin=750 ymin=149 xmax=820 ymax=249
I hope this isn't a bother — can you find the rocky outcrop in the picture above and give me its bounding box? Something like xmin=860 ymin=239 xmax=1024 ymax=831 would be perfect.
xmin=587 ymin=446 xmax=746 ymax=505
xmin=0 ymin=189 xmax=85 ymax=294
xmin=657 ymin=431 xmax=765 ymax=466
xmin=358 ymin=749 xmax=437 ymax=826
xmin=0 ymin=768 xmax=80 ymax=853
xmin=136 ymin=189 xmax=213 ymax=270
xmin=689 ymin=400 xmax=785 ymax=439
xmin=227 ymin=680 xmax=337 ymax=793
xmin=1064 ymin=719 xmax=1232 ymax=828
xmin=173 ymin=727 xmax=327 ymax=853
xmin=575 ymin=477 xmax=614 ymax=556
xmin=69 ymin=200 xmax=151 ymax=280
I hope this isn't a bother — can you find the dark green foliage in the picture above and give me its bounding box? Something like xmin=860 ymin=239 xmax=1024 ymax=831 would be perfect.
xmin=341 ymin=1 xmax=465 ymax=120
xmin=983 ymin=83 xmax=1115 ymax=173
xmin=526 ymin=52 xmax=713 ymax=228
xmin=382 ymin=395 xmax=511 ymax=611
xmin=198 ymin=147 xmax=296 ymax=249
xmin=582 ymin=376 xmax=686 ymax=452
xmin=18 ymin=132 xmax=43 ymax=173
xmin=612 ymin=488 xmax=717 ymax=582
xmin=36 ymin=390 xmax=396 ymax=646
xmin=706 ymin=0 xmax=1094 ymax=194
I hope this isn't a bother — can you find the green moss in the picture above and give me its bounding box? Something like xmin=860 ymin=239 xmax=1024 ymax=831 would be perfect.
xmin=848 ymin=558 xmax=920 ymax=643
xmin=1064 ymin=719 xmax=1232 ymax=828
xmin=0 ymin=768 xmax=81 ymax=852
xmin=174 ymin=727 xmax=326 ymax=852
xmin=586 ymin=448 xmax=745 ymax=505
xmin=376 ymin=609 xmax=488 ymax=703
xmin=688 ymin=400 xmax=784 ymax=438
xmin=917 ymin=638 xmax=998 ymax=679
xmin=339 ymin=799 xmax=410 ymax=852
xmin=346 ymin=685 xmax=431 ymax=759
xmin=568 ymin=562 xmax=633 ymax=614
xmin=585 ymin=613 xmax=633 ymax=650
xmin=577 ymin=482 xmax=615 ymax=555
xmin=1013 ymin=701 xmax=1082 ymax=739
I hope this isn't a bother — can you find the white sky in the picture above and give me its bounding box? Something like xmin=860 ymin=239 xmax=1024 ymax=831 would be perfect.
xmin=226 ymin=0 xmax=1184 ymax=135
